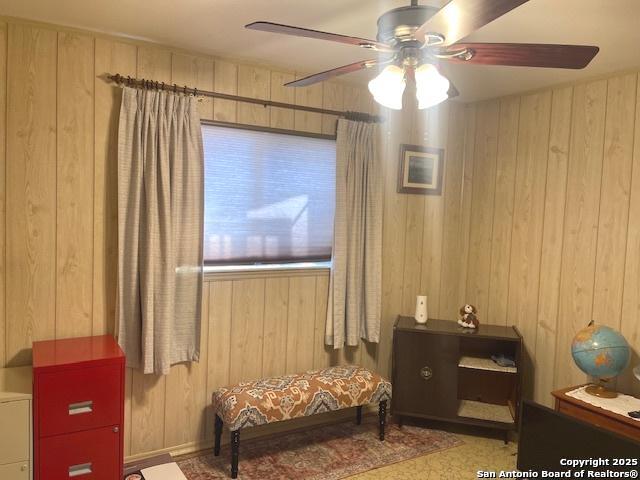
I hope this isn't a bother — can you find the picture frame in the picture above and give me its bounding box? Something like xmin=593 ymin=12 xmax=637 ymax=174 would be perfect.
xmin=397 ymin=144 xmax=444 ymax=195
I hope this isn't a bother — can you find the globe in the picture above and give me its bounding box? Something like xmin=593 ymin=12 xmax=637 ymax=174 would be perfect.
xmin=571 ymin=324 xmax=630 ymax=391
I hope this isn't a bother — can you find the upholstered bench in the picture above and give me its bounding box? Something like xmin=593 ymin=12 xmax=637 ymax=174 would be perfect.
xmin=212 ymin=365 xmax=392 ymax=478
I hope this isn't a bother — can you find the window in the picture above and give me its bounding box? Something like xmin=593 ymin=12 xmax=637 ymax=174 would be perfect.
xmin=202 ymin=124 xmax=336 ymax=265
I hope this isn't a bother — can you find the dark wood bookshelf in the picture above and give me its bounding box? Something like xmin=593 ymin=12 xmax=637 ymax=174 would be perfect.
xmin=391 ymin=316 xmax=523 ymax=442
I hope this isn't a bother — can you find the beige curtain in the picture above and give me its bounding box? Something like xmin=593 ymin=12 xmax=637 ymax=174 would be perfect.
xmin=117 ymin=86 xmax=204 ymax=375
xmin=326 ymin=118 xmax=382 ymax=348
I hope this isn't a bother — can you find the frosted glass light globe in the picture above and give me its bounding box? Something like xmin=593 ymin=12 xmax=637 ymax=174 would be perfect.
xmin=415 ymin=64 xmax=450 ymax=110
xmin=368 ymin=65 xmax=406 ymax=110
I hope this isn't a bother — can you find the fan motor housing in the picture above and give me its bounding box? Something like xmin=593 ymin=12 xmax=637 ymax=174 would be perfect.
xmin=376 ymin=5 xmax=439 ymax=47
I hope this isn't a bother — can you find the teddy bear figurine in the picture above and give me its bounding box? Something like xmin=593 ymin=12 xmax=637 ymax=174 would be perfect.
xmin=458 ymin=304 xmax=479 ymax=329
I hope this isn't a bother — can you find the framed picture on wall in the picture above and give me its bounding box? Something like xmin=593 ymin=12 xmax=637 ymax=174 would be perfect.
xmin=397 ymin=144 xmax=444 ymax=195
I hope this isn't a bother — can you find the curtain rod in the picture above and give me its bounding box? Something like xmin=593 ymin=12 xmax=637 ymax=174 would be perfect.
xmin=107 ymin=74 xmax=384 ymax=123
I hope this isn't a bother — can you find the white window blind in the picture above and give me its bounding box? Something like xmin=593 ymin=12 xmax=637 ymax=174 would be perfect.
xmin=202 ymin=124 xmax=336 ymax=265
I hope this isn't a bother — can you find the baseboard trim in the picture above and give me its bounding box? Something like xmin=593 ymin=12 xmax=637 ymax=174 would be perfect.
xmin=125 ymin=440 xmax=212 ymax=464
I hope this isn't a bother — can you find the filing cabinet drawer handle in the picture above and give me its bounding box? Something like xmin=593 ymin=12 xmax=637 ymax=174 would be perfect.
xmin=69 ymin=463 xmax=92 ymax=477
xmin=420 ymin=366 xmax=433 ymax=381
xmin=68 ymin=400 xmax=93 ymax=415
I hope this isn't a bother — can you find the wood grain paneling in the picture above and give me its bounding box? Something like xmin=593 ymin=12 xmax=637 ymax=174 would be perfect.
xmin=286 ymin=276 xmax=316 ymax=373
xmin=465 ymin=101 xmax=499 ymax=315
xmin=555 ymin=80 xmax=607 ymax=388
xmin=343 ymin=84 xmax=372 ymax=114
xmin=131 ymin=373 xmax=166 ymax=454
xmin=313 ymin=275 xmax=333 ymax=369
xmin=237 ymin=65 xmax=270 ymax=126
xmin=507 ymin=91 xmax=552 ymax=398
xmin=458 ymin=74 xmax=640 ymax=403
xmin=378 ymin=109 xmax=409 ymax=377
xmin=486 ymin=98 xmax=519 ymax=326
xmin=205 ymin=280 xmax=232 ymax=440
xmin=93 ymin=39 xmax=137 ymax=336
xmin=321 ymin=81 xmax=344 ymax=135
xmin=164 ymin=286 xmax=210 ymax=446
xmin=592 ymin=74 xmax=637 ymax=329
xmin=400 ymin=196 xmax=425 ymax=315
xmin=213 ymin=60 xmax=237 ymax=122
xmin=294 ymin=73 xmax=323 ymax=133
xmin=229 ymin=278 xmax=265 ymax=383
xmin=171 ymin=53 xmax=214 ymax=120
xmin=56 ymin=32 xmax=95 ymax=339
xmin=621 ymin=74 xmax=640 ymax=397
xmin=0 ymin=16 xmax=381 ymax=464
xmin=453 ymin=74 xmax=640 ymax=404
xmin=534 ymin=86 xmax=573 ymax=406
xmin=0 ymin=22 xmax=6 ymax=368
xmin=270 ymin=71 xmax=295 ymax=130
xmin=4 ymin=12 xmax=640 ymax=467
xmin=262 ymin=277 xmax=289 ymax=377
xmin=400 ymin=106 xmax=426 ymax=317
xmin=456 ymin=73 xmax=640 ymax=405
xmin=6 ymin=24 xmax=57 ymax=366
xmin=164 ymin=56 xmax=214 ymax=448
xmin=457 ymin=105 xmax=478 ymax=310
xmin=438 ymin=103 xmax=467 ymax=319
xmin=418 ymin=104 xmax=448 ymax=320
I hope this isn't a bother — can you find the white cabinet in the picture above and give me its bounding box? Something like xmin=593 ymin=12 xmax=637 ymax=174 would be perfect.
xmin=0 ymin=367 xmax=32 ymax=480
xmin=0 ymin=461 xmax=30 ymax=480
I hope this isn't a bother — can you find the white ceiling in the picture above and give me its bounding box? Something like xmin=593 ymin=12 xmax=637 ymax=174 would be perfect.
xmin=0 ymin=0 xmax=639 ymax=101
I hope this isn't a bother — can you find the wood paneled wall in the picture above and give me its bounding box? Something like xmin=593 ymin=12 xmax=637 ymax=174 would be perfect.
xmin=0 ymin=15 xmax=458 ymax=461
xmin=0 ymin=18 xmax=373 ymax=367
xmin=128 ymin=271 xmax=342 ymax=457
xmin=378 ymin=101 xmax=467 ymax=378
xmin=4 ymin=12 xmax=639 ymax=463
xmin=456 ymin=73 xmax=640 ymax=405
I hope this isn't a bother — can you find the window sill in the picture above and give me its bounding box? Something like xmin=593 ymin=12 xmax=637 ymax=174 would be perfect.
xmin=204 ymin=261 xmax=331 ymax=281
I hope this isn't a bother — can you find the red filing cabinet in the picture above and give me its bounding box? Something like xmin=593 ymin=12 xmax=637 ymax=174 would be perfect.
xmin=33 ymin=336 xmax=125 ymax=480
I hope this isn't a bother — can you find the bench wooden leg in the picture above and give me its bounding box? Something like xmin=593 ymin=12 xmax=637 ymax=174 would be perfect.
xmin=230 ymin=430 xmax=240 ymax=479
xmin=356 ymin=406 xmax=362 ymax=425
xmin=214 ymin=414 xmax=223 ymax=456
xmin=378 ymin=400 xmax=387 ymax=441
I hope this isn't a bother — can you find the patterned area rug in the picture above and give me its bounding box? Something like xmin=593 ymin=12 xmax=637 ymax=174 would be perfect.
xmin=177 ymin=419 xmax=462 ymax=479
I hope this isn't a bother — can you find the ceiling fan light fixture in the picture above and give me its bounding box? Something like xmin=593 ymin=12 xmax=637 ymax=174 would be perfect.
xmin=415 ymin=63 xmax=450 ymax=109
xmin=368 ymin=65 xmax=406 ymax=110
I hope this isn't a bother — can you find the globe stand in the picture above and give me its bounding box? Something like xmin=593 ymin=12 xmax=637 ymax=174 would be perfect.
xmin=585 ymin=381 xmax=618 ymax=399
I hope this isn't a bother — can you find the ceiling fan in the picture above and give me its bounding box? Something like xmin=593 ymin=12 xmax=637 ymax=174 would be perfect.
xmin=246 ymin=0 xmax=599 ymax=110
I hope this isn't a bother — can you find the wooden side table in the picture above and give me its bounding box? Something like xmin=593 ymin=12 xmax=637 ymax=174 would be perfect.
xmin=551 ymin=385 xmax=640 ymax=442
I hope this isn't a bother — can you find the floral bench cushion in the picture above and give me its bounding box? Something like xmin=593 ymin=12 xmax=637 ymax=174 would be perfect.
xmin=212 ymin=365 xmax=392 ymax=431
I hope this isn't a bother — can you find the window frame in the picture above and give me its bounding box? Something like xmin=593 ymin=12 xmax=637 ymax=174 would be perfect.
xmin=200 ymin=119 xmax=337 ymax=271
xmin=201 ymin=119 xmax=336 ymax=142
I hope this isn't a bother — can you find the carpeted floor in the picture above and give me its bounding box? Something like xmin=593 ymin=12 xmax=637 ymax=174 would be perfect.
xmin=177 ymin=418 xmax=463 ymax=479
xmin=350 ymin=429 xmax=518 ymax=479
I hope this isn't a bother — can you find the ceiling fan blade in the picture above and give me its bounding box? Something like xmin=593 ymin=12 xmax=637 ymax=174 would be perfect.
xmin=285 ymin=60 xmax=378 ymax=87
xmin=415 ymin=0 xmax=530 ymax=46
xmin=246 ymin=21 xmax=396 ymax=53
xmin=441 ymin=43 xmax=599 ymax=69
